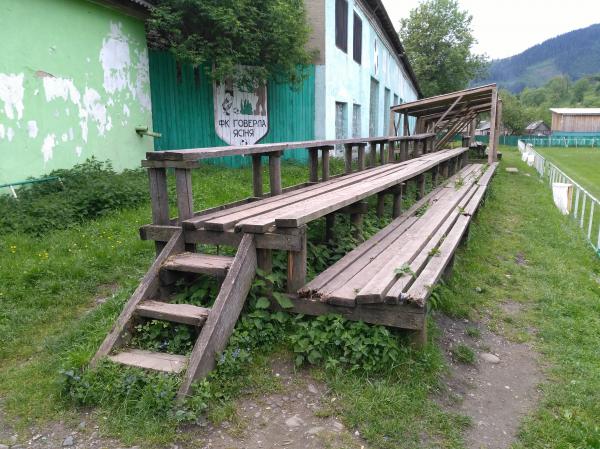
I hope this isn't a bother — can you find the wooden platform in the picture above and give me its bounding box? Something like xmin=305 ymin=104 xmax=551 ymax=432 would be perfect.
xmin=293 ymin=163 xmax=498 ymax=332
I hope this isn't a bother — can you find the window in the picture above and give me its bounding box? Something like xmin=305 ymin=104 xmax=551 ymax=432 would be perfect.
xmin=335 ymin=0 xmax=348 ymax=52
xmin=383 ymin=88 xmax=391 ymax=134
xmin=393 ymin=94 xmax=399 ymax=106
xmin=369 ymin=78 xmax=379 ymax=137
xmin=352 ymin=104 xmax=361 ymax=137
xmin=335 ymin=102 xmax=348 ymax=155
xmin=353 ymin=12 xmax=362 ymax=64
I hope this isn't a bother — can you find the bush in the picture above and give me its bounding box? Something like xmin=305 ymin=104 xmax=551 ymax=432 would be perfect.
xmin=0 ymin=158 xmax=147 ymax=235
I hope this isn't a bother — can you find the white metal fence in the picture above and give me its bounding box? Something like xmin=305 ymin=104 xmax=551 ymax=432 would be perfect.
xmin=518 ymin=140 xmax=600 ymax=256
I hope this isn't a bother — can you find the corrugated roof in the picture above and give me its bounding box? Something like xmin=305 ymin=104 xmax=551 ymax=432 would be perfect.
xmin=550 ymin=108 xmax=600 ymax=115
xmin=526 ymin=120 xmax=545 ymax=130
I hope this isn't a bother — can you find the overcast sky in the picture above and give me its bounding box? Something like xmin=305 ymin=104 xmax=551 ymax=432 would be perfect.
xmin=381 ymin=0 xmax=600 ymax=60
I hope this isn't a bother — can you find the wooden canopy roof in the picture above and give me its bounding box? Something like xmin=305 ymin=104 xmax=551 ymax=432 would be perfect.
xmin=389 ymin=84 xmax=501 ymax=163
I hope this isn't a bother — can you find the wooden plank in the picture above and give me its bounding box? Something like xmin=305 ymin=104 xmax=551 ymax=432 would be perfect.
xmin=162 ymin=252 xmax=234 ymax=277
xmin=344 ymin=144 xmax=353 ymax=173
xmin=190 ymin=159 xmax=408 ymax=231
xmin=477 ymin=162 xmax=498 ymax=186
xmin=148 ymin=168 xmax=169 ymax=253
xmin=287 ymin=296 xmax=425 ymax=330
xmin=145 ymin=135 xmax=436 ymax=162
xmin=392 ymin=185 xmax=403 ymax=218
xmin=384 ymin=182 xmax=481 ymax=302
xmin=265 ymin=148 xmax=468 ymax=231
xmin=109 ymin=349 xmax=187 ymax=374
xmin=91 ymin=230 xmax=185 ymax=368
xmin=352 ymin=177 xmax=478 ymax=303
xmin=178 ymin=234 xmax=257 ymax=399
xmin=140 ymin=225 xmax=303 ymax=251
xmin=136 ymin=300 xmax=210 ymax=326
xmin=300 ymin=184 xmax=447 ymax=297
xmin=407 ymin=214 xmax=471 ymax=307
xmin=493 ymin=98 xmax=503 ymax=162
xmin=252 ymin=154 xmax=263 ymax=197
xmin=269 ymin=151 xmax=282 ymax=196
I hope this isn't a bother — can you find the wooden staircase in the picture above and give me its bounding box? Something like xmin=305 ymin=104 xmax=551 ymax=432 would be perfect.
xmin=91 ymin=230 xmax=257 ymax=400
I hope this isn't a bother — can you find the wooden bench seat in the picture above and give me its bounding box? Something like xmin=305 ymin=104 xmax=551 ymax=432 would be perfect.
xmin=182 ymin=147 xmax=468 ymax=234
xmin=295 ymin=162 xmax=498 ymax=333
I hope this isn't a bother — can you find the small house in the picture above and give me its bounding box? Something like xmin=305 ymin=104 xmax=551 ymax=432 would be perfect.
xmin=524 ymin=120 xmax=551 ymax=136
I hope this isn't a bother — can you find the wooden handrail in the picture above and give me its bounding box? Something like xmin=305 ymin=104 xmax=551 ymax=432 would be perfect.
xmin=145 ymin=133 xmax=436 ymax=162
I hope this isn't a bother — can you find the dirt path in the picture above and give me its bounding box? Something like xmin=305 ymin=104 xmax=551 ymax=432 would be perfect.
xmin=436 ymin=304 xmax=542 ymax=449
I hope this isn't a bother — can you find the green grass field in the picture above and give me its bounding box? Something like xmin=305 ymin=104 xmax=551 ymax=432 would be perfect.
xmin=1 ymin=147 xmax=600 ymax=448
xmin=535 ymin=146 xmax=600 ymax=199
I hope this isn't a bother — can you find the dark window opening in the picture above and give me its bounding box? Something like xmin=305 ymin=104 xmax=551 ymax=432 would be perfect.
xmin=353 ymin=12 xmax=362 ymax=64
xmin=335 ymin=0 xmax=348 ymax=52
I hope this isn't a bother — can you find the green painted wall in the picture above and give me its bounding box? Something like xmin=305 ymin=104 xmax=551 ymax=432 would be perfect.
xmin=0 ymin=0 xmax=153 ymax=185
xmin=149 ymin=51 xmax=315 ymax=167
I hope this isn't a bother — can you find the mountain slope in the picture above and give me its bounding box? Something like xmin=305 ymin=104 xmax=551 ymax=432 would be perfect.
xmin=478 ymin=23 xmax=600 ymax=92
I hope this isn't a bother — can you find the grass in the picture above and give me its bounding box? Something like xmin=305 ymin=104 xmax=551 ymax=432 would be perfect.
xmin=535 ymin=146 xmax=600 ymax=198
xmin=1 ymin=147 xmax=600 ymax=448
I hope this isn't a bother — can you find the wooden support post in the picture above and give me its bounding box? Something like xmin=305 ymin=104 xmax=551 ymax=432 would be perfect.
xmin=379 ymin=142 xmax=387 ymax=165
xmin=269 ymin=151 xmax=282 ymax=196
xmin=257 ymin=248 xmax=273 ymax=295
xmin=433 ymin=165 xmax=440 ymax=186
xmin=416 ymin=140 xmax=424 ymax=157
xmin=416 ymin=174 xmax=425 ymax=200
xmin=442 ymin=160 xmax=449 ymax=178
xmin=400 ymin=141 xmax=408 ymax=162
xmin=469 ymin=117 xmax=477 ymax=146
xmin=351 ymin=211 xmax=364 ymax=242
xmin=148 ymin=168 xmax=170 ymax=255
xmin=488 ymin=88 xmax=499 ymax=164
xmin=325 ymin=213 xmax=335 ymax=243
xmin=411 ymin=324 xmax=428 ymax=348
xmin=426 ymin=137 xmax=434 ymax=153
xmin=369 ymin=143 xmax=377 ymax=167
xmin=287 ymin=226 xmax=307 ymax=293
xmin=376 ymin=193 xmax=386 ymax=218
xmin=175 ymin=168 xmax=196 ymax=252
xmin=494 ymin=98 xmax=503 ymax=161
xmin=403 ymin=113 xmax=410 ymax=137
xmin=392 ymin=185 xmax=403 ymax=218
xmin=387 ymin=140 xmax=395 ymax=162
xmin=252 ymin=154 xmax=263 ymax=197
xmin=308 ymin=148 xmax=319 ymax=183
xmin=344 ymin=144 xmax=353 ymax=174
xmin=321 ymin=146 xmax=331 ymax=181
xmin=357 ymin=144 xmax=366 ymax=170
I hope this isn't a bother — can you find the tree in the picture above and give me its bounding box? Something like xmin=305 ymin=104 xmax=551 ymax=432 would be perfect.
xmin=399 ymin=0 xmax=488 ymax=97
xmin=147 ymin=0 xmax=315 ymax=88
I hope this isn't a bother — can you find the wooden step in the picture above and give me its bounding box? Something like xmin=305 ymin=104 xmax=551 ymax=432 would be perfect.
xmin=136 ymin=300 xmax=210 ymax=326
xmin=162 ymin=252 xmax=234 ymax=277
xmin=108 ymin=349 xmax=188 ymax=373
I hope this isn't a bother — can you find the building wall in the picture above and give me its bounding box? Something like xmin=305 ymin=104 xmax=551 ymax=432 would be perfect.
xmin=0 ymin=0 xmax=152 ymax=185
xmin=317 ymin=0 xmax=418 ymax=153
xmin=551 ymin=112 xmax=600 ymax=133
xmin=149 ymin=52 xmax=315 ymax=167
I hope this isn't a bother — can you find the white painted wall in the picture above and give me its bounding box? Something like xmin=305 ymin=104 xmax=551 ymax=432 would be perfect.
xmin=315 ymin=0 xmax=418 ymax=152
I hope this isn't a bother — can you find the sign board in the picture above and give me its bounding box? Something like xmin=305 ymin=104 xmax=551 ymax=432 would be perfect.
xmin=213 ymin=78 xmax=268 ymax=146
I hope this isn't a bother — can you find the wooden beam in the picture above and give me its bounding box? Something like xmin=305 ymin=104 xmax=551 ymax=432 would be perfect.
xmin=287 ymin=226 xmax=307 ymax=293
xmin=488 ymin=88 xmax=499 ymax=164
xmin=308 ymin=148 xmax=319 ymax=183
xmin=269 ymin=151 xmax=282 ymax=196
xmin=252 ymin=154 xmax=263 ymax=197
xmin=433 ymin=95 xmax=463 ymax=131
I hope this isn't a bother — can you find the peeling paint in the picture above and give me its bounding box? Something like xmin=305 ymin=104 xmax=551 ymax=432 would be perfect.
xmin=27 ymin=120 xmax=38 ymax=138
xmin=41 ymin=133 xmax=56 ymax=163
xmin=0 ymin=124 xmax=4 ymax=139
xmin=75 ymin=145 xmax=82 ymax=157
xmin=6 ymin=127 xmax=14 ymax=142
xmin=123 ymin=104 xmax=130 ymax=117
xmin=100 ymin=22 xmax=132 ymax=95
xmin=43 ymin=76 xmax=81 ymax=104
xmin=0 ymin=73 xmax=25 ymax=120
xmin=83 ymin=87 xmax=110 ymax=136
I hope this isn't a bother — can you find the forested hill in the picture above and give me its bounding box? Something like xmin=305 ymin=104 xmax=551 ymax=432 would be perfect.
xmin=477 ymin=23 xmax=600 ymax=92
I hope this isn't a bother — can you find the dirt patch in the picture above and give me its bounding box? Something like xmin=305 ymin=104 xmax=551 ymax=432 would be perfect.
xmin=514 ymin=252 xmax=528 ymax=266
xmin=0 ymin=356 xmax=364 ymax=449
xmin=186 ymin=355 xmax=365 ymax=449
xmin=436 ymin=309 xmax=542 ymax=449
